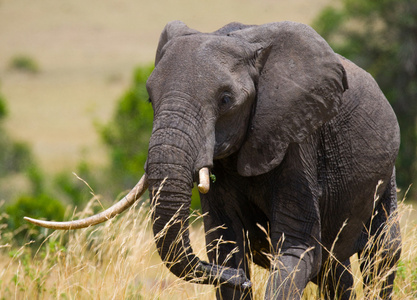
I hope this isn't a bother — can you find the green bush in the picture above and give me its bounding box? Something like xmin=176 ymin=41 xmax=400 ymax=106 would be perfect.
xmin=9 ymin=55 xmax=40 ymax=74
xmin=99 ymin=65 xmax=154 ymax=191
xmin=0 ymin=80 xmax=61 ymax=248
xmin=0 ymin=89 xmax=35 ymax=178
xmin=0 ymin=91 xmax=7 ymax=120
xmin=0 ymin=130 xmax=33 ymax=177
xmin=0 ymin=90 xmax=34 ymax=178
xmin=4 ymin=194 xmax=66 ymax=244
xmin=54 ymin=160 xmax=98 ymax=207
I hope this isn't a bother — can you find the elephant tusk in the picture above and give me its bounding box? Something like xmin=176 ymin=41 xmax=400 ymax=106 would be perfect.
xmin=198 ymin=167 xmax=210 ymax=194
xmin=24 ymin=174 xmax=149 ymax=230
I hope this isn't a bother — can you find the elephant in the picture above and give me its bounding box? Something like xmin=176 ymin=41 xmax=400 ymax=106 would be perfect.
xmin=25 ymin=21 xmax=402 ymax=299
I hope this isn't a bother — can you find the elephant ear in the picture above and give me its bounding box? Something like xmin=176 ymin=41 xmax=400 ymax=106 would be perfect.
xmin=155 ymin=21 xmax=199 ymax=65
xmin=233 ymin=22 xmax=348 ymax=177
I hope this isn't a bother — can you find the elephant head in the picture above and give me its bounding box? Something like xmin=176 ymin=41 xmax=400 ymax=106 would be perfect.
xmin=25 ymin=21 xmax=347 ymax=288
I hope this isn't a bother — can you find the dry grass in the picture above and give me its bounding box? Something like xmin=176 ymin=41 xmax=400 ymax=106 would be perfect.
xmin=0 ymin=201 xmax=215 ymax=299
xmin=0 ymin=195 xmax=416 ymax=299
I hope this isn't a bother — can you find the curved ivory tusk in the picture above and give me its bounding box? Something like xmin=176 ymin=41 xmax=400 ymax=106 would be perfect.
xmin=197 ymin=167 xmax=210 ymax=194
xmin=24 ymin=174 xmax=149 ymax=230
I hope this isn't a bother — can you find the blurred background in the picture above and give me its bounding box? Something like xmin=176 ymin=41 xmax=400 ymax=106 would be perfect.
xmin=0 ymin=0 xmax=416 ymax=243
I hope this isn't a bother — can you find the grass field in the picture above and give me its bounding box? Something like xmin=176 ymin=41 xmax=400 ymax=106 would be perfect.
xmin=0 ymin=0 xmax=330 ymax=173
xmin=0 ymin=197 xmax=416 ymax=299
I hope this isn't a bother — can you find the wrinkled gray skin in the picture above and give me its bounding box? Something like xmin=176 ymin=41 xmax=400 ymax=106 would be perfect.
xmin=145 ymin=21 xmax=401 ymax=299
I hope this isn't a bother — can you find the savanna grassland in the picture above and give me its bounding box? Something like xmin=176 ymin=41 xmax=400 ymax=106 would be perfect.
xmin=0 ymin=0 xmax=416 ymax=299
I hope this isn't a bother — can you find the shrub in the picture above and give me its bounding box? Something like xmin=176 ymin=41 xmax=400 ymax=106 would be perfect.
xmin=0 ymin=93 xmax=34 ymax=178
xmin=4 ymin=194 xmax=66 ymax=245
xmin=0 ymin=91 xmax=7 ymax=120
xmin=0 ymin=130 xmax=33 ymax=178
xmin=99 ymin=65 xmax=154 ymax=192
xmin=54 ymin=160 xmax=98 ymax=207
xmin=9 ymin=55 xmax=40 ymax=74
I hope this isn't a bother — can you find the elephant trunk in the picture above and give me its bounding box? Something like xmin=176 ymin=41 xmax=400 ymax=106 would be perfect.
xmin=147 ymin=156 xmax=250 ymax=288
xmin=146 ymin=118 xmax=206 ymax=281
xmin=146 ymin=106 xmax=251 ymax=287
xmin=148 ymin=170 xmax=198 ymax=278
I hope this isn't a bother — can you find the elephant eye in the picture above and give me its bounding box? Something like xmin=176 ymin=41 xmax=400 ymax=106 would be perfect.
xmin=218 ymin=91 xmax=234 ymax=112
xmin=221 ymin=94 xmax=232 ymax=105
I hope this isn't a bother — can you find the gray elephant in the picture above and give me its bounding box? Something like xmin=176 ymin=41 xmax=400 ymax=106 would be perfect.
xmin=26 ymin=21 xmax=401 ymax=299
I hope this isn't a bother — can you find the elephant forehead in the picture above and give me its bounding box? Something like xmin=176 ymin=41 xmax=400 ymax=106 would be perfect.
xmin=166 ymin=35 xmax=249 ymax=66
xmin=150 ymin=43 xmax=240 ymax=91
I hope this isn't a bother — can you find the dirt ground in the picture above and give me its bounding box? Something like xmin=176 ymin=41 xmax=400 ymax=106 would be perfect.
xmin=0 ymin=0 xmax=330 ymax=173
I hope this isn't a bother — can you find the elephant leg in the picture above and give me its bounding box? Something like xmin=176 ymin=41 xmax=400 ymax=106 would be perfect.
xmin=265 ymin=144 xmax=323 ymax=299
xmin=213 ymin=249 xmax=252 ymax=300
xmin=201 ymin=189 xmax=254 ymax=299
xmin=314 ymin=258 xmax=354 ymax=300
xmin=266 ymin=205 xmax=322 ymax=299
xmin=204 ymin=214 xmax=253 ymax=300
xmin=264 ymin=243 xmax=323 ymax=300
xmin=359 ymin=172 xmax=401 ymax=299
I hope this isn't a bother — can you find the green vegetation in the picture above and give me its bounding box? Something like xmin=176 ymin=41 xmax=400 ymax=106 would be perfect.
xmin=4 ymin=194 xmax=65 ymax=244
xmin=0 ymin=90 xmax=33 ymax=178
xmin=312 ymin=0 xmax=417 ymax=196
xmin=99 ymin=65 xmax=154 ymax=191
xmin=53 ymin=163 xmax=96 ymax=207
xmin=0 ymin=138 xmax=33 ymax=178
xmin=0 ymin=89 xmax=65 ymax=248
xmin=8 ymin=55 xmax=40 ymax=74
xmin=0 ymin=90 xmax=7 ymax=120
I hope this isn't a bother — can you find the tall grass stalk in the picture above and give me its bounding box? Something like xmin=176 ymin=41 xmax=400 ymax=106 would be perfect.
xmin=0 ymin=196 xmax=416 ymax=299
